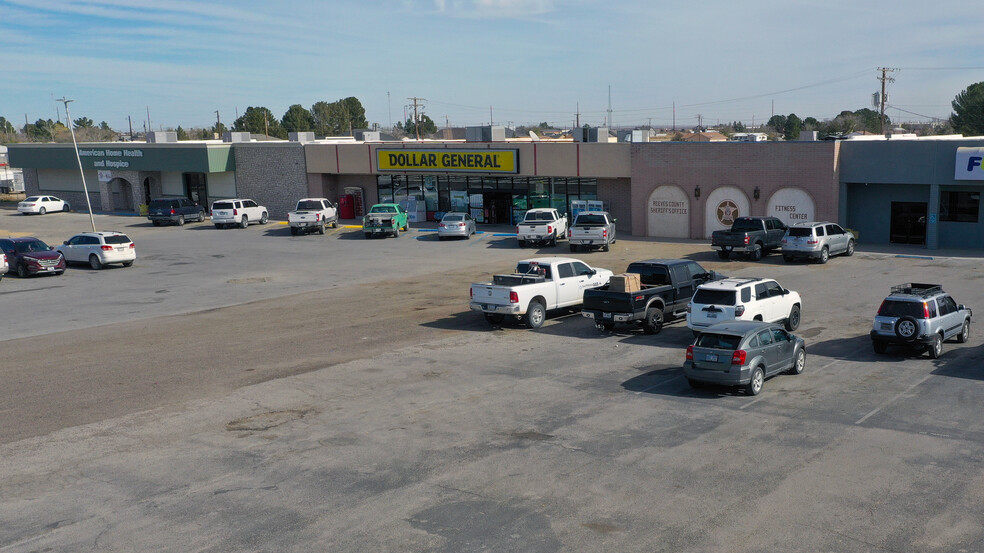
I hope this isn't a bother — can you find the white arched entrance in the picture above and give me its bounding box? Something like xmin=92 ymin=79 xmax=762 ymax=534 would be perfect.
xmin=766 ymin=188 xmax=816 ymax=226
xmin=704 ymin=186 xmax=750 ymax=238
xmin=646 ymin=185 xmax=690 ymax=238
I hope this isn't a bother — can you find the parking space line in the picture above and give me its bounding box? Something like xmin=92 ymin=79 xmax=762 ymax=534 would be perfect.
xmin=635 ymin=375 xmax=682 ymax=394
xmin=739 ymin=359 xmax=842 ymax=410
xmin=467 ymin=234 xmax=489 ymax=246
xmin=855 ymin=374 xmax=933 ymax=425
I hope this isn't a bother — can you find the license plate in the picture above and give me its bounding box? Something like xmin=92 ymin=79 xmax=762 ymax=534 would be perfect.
xmin=44 ymin=267 xmax=53 ymax=272
xmin=707 ymin=313 xmax=717 ymax=318
xmin=603 ymin=312 xmax=612 ymax=319
xmin=116 ymin=247 xmax=124 ymax=252
xmin=705 ymin=353 xmax=718 ymax=362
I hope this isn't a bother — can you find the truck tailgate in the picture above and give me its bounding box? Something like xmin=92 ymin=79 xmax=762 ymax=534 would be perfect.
xmin=471 ymin=283 xmax=514 ymax=305
xmin=582 ymin=287 xmax=636 ymax=313
xmin=570 ymin=227 xmax=605 ymax=240
xmin=712 ymin=231 xmax=748 ymax=246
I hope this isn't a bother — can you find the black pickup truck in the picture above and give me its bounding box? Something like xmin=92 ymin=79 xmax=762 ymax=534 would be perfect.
xmin=581 ymin=259 xmax=725 ymax=334
xmin=711 ymin=216 xmax=787 ymax=260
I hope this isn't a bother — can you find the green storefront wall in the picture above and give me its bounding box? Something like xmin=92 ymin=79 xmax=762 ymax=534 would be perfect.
xmin=7 ymin=143 xmax=235 ymax=173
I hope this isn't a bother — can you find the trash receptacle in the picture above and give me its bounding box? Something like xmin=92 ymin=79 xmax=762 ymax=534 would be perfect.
xmin=339 ymin=194 xmax=355 ymax=219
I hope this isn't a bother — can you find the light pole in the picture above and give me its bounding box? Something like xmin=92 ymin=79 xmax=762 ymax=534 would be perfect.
xmin=57 ymin=97 xmax=96 ymax=232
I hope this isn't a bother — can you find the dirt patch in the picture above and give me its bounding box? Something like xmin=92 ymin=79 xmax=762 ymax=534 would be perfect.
xmin=226 ymin=409 xmax=312 ymax=431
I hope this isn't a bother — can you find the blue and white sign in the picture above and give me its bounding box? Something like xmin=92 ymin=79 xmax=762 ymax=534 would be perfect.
xmin=955 ymin=147 xmax=984 ymax=180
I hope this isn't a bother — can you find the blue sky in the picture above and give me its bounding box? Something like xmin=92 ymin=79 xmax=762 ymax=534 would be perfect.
xmin=3 ymin=0 xmax=984 ymax=132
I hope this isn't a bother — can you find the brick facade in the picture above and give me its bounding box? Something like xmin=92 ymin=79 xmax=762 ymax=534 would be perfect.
xmin=233 ymin=144 xmax=307 ymax=219
xmin=22 ymin=167 xmax=102 ymax=214
xmin=631 ymin=142 xmax=840 ymax=238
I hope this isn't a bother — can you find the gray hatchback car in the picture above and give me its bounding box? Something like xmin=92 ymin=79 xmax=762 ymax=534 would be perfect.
xmin=870 ymin=283 xmax=972 ymax=358
xmin=684 ymin=320 xmax=806 ymax=395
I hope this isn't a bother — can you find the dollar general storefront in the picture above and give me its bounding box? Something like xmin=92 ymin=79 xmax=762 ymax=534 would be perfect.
xmin=303 ymin=141 xmax=633 ymax=228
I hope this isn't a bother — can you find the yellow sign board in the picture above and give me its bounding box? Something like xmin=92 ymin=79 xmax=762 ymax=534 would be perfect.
xmin=376 ymin=149 xmax=518 ymax=173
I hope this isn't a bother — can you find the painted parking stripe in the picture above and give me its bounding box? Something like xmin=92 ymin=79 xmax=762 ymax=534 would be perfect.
xmin=855 ymin=373 xmax=933 ymax=425
xmin=738 ymin=359 xmax=841 ymax=410
xmin=635 ymin=375 xmax=683 ymax=394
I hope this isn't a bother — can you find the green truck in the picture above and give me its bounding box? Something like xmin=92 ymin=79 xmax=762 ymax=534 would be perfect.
xmin=363 ymin=203 xmax=410 ymax=238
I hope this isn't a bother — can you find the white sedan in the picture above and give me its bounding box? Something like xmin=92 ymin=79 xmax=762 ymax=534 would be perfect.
xmin=56 ymin=231 xmax=135 ymax=270
xmin=18 ymin=196 xmax=70 ymax=215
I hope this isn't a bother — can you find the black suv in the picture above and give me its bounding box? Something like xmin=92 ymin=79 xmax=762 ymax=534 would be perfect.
xmin=147 ymin=198 xmax=206 ymax=226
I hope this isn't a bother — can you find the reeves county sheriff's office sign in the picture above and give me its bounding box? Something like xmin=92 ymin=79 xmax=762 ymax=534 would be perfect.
xmin=376 ymin=149 xmax=519 ymax=173
xmin=955 ymin=147 xmax=984 ymax=180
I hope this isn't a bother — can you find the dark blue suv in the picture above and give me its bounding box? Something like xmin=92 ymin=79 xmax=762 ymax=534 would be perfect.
xmin=147 ymin=198 xmax=206 ymax=226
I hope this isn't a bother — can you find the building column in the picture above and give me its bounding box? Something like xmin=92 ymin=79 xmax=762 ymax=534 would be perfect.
xmin=927 ymin=183 xmax=939 ymax=250
xmin=99 ymin=178 xmax=112 ymax=211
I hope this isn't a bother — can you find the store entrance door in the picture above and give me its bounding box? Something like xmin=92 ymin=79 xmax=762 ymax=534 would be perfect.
xmin=890 ymin=202 xmax=927 ymax=245
xmin=482 ymin=192 xmax=513 ymax=225
xmin=184 ymin=173 xmax=208 ymax=211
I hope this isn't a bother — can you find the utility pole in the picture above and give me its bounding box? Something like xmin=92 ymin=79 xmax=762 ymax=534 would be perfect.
xmin=697 ymin=114 xmax=703 ymax=141
xmin=575 ymin=102 xmax=580 ymax=128
xmin=877 ymin=67 xmax=897 ymax=135
xmin=387 ymin=91 xmax=392 ymax=130
xmin=128 ymin=115 xmax=133 ymax=139
xmin=407 ymin=97 xmax=425 ymax=139
xmin=263 ymin=112 xmax=269 ymax=138
xmin=607 ymin=85 xmax=612 ymax=130
xmin=215 ymin=110 xmax=221 ymax=132
xmin=146 ymin=106 xmax=151 ymax=135
xmin=672 ymin=102 xmax=676 ymax=131
xmin=489 ymin=105 xmax=493 ymax=126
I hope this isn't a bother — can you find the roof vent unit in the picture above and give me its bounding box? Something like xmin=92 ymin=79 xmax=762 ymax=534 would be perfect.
xmin=146 ymin=131 xmax=177 ymax=143
xmin=798 ymin=131 xmax=819 ymax=142
xmin=289 ymin=132 xmax=315 ymax=142
xmin=465 ymin=125 xmax=505 ymax=142
xmin=223 ymin=132 xmax=251 ymax=143
xmin=574 ymin=127 xmax=609 ymax=143
xmin=355 ymin=130 xmax=380 ymax=141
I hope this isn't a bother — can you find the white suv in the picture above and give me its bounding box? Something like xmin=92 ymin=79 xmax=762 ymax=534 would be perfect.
xmin=211 ymin=199 xmax=269 ymax=229
xmin=56 ymin=231 xmax=136 ymax=270
xmin=687 ymin=277 xmax=802 ymax=334
xmin=0 ymin=252 xmax=7 ymax=281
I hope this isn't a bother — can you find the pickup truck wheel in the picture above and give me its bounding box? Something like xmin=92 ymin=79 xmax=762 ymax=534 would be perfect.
xmin=331 ymin=220 xmax=338 ymax=229
xmin=783 ymin=254 xmax=794 ymax=262
xmin=393 ymin=226 xmax=400 ymax=238
xmin=788 ymin=349 xmax=806 ymax=375
xmin=239 ymin=215 xmax=249 ymax=229
xmin=364 ymin=233 xmax=371 ymax=239
xmin=816 ymin=246 xmax=829 ymax=264
xmin=525 ymin=302 xmax=546 ymax=329
xmin=845 ymin=239 xmax=855 ymax=256
xmin=928 ymin=333 xmax=943 ymax=359
xmin=484 ymin=313 xmax=505 ymax=325
xmin=290 ymin=227 xmax=298 ymax=236
xmin=550 ymin=236 xmax=557 ymax=247
xmin=518 ymin=239 xmax=527 ymax=248
xmin=318 ymin=221 xmax=326 ymax=235
xmin=785 ymin=305 xmax=800 ymax=331
xmin=643 ymin=307 xmax=664 ymax=335
xmin=872 ymin=340 xmax=887 ymax=354
xmin=717 ymin=250 xmax=730 ymax=260
xmin=599 ymin=322 xmax=615 ymax=332
xmin=749 ymin=243 xmax=763 ymax=261
xmin=745 ymin=367 xmax=764 ymax=396
xmin=602 ymin=243 xmax=610 ymax=252
xmin=957 ymin=320 xmax=970 ymax=343
xmin=569 ymin=244 xmax=577 ymax=253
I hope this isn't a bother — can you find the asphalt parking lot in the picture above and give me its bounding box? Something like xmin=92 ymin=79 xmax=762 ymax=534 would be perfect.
xmin=2 ymin=207 xmax=984 ymax=552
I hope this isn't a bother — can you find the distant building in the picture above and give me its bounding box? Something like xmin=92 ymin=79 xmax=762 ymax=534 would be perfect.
xmin=680 ymin=131 xmax=727 ymax=142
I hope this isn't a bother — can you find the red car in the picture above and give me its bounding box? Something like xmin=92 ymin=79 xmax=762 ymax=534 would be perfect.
xmin=0 ymin=237 xmax=66 ymax=278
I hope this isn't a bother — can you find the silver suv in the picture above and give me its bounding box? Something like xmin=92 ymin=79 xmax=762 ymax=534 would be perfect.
xmin=781 ymin=221 xmax=855 ymax=264
xmin=870 ymin=283 xmax=972 ymax=358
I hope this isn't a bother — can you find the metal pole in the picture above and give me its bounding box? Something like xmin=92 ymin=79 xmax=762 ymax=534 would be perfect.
xmin=57 ymin=97 xmax=96 ymax=232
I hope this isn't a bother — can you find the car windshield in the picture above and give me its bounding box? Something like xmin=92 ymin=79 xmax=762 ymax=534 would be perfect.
xmin=103 ymin=235 xmax=131 ymax=245
xmin=695 ymin=333 xmax=742 ymax=350
xmin=878 ymin=299 xmax=928 ymax=319
xmin=443 ymin=215 xmax=463 ymax=222
xmin=730 ymin=219 xmax=763 ymax=232
xmin=693 ymin=289 xmax=736 ymax=305
xmin=296 ymin=201 xmax=323 ymax=210
xmin=15 ymin=240 xmax=51 ymax=253
xmin=213 ymin=202 xmax=234 ymax=210
xmin=370 ymin=206 xmax=396 ymax=213
xmin=788 ymin=227 xmax=813 ymax=237
xmin=574 ymin=215 xmax=607 ymax=226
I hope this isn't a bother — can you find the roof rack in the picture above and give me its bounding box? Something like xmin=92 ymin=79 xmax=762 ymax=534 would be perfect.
xmin=890 ymin=283 xmax=943 ymax=298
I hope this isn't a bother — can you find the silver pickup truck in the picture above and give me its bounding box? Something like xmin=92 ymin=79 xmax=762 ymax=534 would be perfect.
xmin=568 ymin=211 xmax=616 ymax=252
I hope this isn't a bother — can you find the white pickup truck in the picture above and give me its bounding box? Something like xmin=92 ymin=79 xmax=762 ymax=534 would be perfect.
xmin=287 ymin=198 xmax=339 ymax=236
xmin=516 ymin=208 xmax=568 ymax=247
xmin=469 ymin=257 xmax=613 ymax=328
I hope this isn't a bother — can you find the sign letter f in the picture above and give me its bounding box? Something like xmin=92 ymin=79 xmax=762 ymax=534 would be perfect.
xmin=968 ymin=156 xmax=982 ymax=172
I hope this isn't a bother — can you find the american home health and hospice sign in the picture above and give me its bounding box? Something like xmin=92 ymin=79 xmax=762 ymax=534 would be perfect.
xmin=78 ymin=148 xmax=145 ymax=169
xmin=376 ymin=149 xmax=518 ymax=173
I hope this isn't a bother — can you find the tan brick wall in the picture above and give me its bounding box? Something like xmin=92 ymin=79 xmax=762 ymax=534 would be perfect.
xmin=630 ymin=142 xmax=840 ymax=238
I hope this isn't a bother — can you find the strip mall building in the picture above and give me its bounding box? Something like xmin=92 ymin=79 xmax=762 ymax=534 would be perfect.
xmin=9 ymin=133 xmax=984 ymax=249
